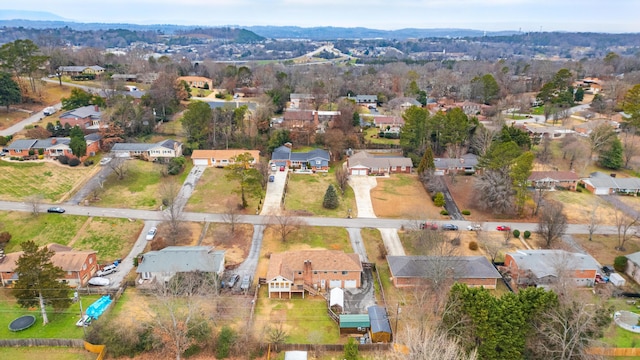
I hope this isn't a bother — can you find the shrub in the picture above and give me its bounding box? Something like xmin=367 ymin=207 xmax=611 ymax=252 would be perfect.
xmin=513 ymin=229 xmax=520 ymax=238
xmin=0 ymin=231 xmax=11 ymax=245
xmin=468 ymin=241 xmax=478 ymax=251
xmin=38 ymin=148 xmax=44 ymax=155
xmin=58 ymin=155 xmax=69 ymax=164
xmin=216 ymin=326 xmax=236 ymax=359
xmin=28 ymin=149 xmax=35 ymax=156
xmin=461 ymin=210 xmax=471 ymax=215
xmin=344 ymin=337 xmax=359 ymax=360
xmin=523 ymin=230 xmax=531 ymax=239
xmin=37 ymin=155 xmax=44 ymax=159
xmin=614 ymin=256 xmax=628 ymax=272
xmin=451 ymin=237 xmax=461 ymax=246
xmin=440 ymin=210 xmax=449 ymax=216
xmin=68 ymin=157 xmax=81 ymax=167
xmin=83 ymin=159 xmax=94 ymax=166
xmin=576 ymin=187 xmax=582 ymax=193
xmin=167 ymin=156 xmax=186 ymax=175
xmin=433 ymin=192 xmax=445 ymax=207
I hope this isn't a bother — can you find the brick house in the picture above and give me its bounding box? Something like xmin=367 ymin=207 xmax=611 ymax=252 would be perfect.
xmin=58 ymin=65 xmax=105 ymax=77
xmin=433 ymin=153 xmax=479 ymax=175
xmin=191 ymin=149 xmax=260 ymax=167
xmin=504 ymin=250 xmax=599 ymax=287
xmin=347 ymin=151 xmax=412 ymax=176
xmin=581 ymin=172 xmax=640 ymax=195
xmin=0 ymin=244 xmax=97 ymax=287
xmin=266 ymin=250 xmax=363 ymax=299
xmin=110 ymin=139 xmax=183 ymax=162
xmin=387 ymin=256 xmax=502 ymax=289
xmin=59 ymin=105 xmax=104 ymax=131
xmin=289 ymin=93 xmax=315 ymax=109
xmin=372 ymin=115 xmax=405 ymax=132
xmin=177 ymin=76 xmax=213 ymax=89
xmin=5 ymin=134 xmax=101 ymax=160
xmin=271 ymin=145 xmax=330 ymax=171
xmin=528 ymin=171 xmax=579 ymax=190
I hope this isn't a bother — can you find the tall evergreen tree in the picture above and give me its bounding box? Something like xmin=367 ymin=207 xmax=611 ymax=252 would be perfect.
xmin=0 ymin=72 xmax=21 ymax=111
xmin=12 ymin=240 xmax=72 ymax=325
xmin=599 ymin=136 xmax=623 ymax=169
xmin=69 ymin=125 xmax=86 ymax=159
xmin=417 ymin=147 xmax=435 ymax=175
xmin=322 ymin=184 xmax=339 ymax=209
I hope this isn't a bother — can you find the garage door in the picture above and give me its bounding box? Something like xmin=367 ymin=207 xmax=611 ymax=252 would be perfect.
xmin=193 ymin=159 xmax=209 ymax=166
xmin=329 ymin=280 xmax=342 ymax=288
xmin=344 ymin=280 xmax=357 ymax=288
xmin=352 ymin=169 xmax=367 ymax=176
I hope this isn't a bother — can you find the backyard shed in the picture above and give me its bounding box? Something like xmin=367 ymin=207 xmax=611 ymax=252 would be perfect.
xmin=284 ymin=351 xmax=307 ymax=360
xmin=339 ymin=314 xmax=370 ymax=335
xmin=609 ymin=273 xmax=626 ymax=287
xmin=330 ymin=288 xmax=344 ymax=312
xmin=368 ymin=305 xmax=392 ymax=343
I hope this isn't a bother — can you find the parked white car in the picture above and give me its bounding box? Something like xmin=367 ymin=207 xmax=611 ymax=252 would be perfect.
xmin=146 ymin=227 xmax=157 ymax=240
xmin=96 ymin=264 xmax=117 ymax=277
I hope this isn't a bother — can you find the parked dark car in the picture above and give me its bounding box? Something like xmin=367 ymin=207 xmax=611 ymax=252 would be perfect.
xmin=269 ymin=175 xmax=275 ymax=182
xmin=47 ymin=207 xmax=65 ymax=213
xmin=442 ymin=224 xmax=458 ymax=231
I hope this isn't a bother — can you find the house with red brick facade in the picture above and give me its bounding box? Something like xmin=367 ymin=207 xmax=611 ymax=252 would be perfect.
xmin=387 ymin=256 xmax=502 ymax=289
xmin=271 ymin=145 xmax=330 ymax=171
xmin=528 ymin=171 xmax=579 ymax=190
xmin=0 ymin=244 xmax=97 ymax=287
xmin=347 ymin=151 xmax=412 ymax=176
xmin=266 ymin=250 xmax=363 ymax=299
xmin=5 ymin=134 xmax=101 ymax=160
xmin=59 ymin=105 xmax=104 ymax=132
xmin=504 ymin=250 xmax=599 ymax=287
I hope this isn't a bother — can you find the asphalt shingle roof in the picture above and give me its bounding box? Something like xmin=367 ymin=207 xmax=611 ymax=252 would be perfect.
xmin=136 ymin=246 xmax=225 ymax=274
xmin=387 ymin=256 xmax=502 ymax=279
xmin=506 ymin=250 xmax=599 ymax=279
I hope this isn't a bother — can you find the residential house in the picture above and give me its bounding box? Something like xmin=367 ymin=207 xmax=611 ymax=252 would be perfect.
xmin=191 ymin=149 xmax=260 ymax=167
xmin=0 ymin=244 xmax=97 ymax=287
xmin=283 ymin=110 xmax=316 ymax=129
xmin=574 ymin=77 xmax=602 ymax=94
xmin=574 ymin=119 xmax=619 ymax=136
xmin=266 ymin=250 xmax=363 ymax=299
xmin=528 ymin=171 xmax=579 ymax=190
xmin=368 ymin=306 xmax=392 ymax=343
xmin=347 ymin=151 xmax=412 ymax=176
xmin=177 ymin=76 xmax=213 ymax=90
xmin=59 ymin=105 xmax=104 ymax=131
xmin=58 ymin=65 xmax=105 ymax=77
xmin=434 ymin=153 xmax=479 ymax=175
xmin=271 ymin=145 xmax=330 ymax=171
xmin=581 ymin=172 xmax=640 ymax=195
xmin=111 ymin=139 xmax=182 ymax=161
xmin=289 ymin=93 xmax=315 ymax=109
xmin=110 ymin=74 xmax=138 ymax=82
xmin=386 ymin=97 xmax=422 ymax=112
xmin=504 ymin=250 xmax=599 ymax=287
xmin=233 ymin=87 xmax=263 ymax=98
xmin=372 ymin=116 xmax=405 ymax=133
xmin=5 ymin=134 xmax=101 ymax=159
xmin=387 ymin=256 xmax=502 ymax=289
xmin=136 ymin=246 xmax=225 ymax=285
xmin=520 ymin=124 xmax=573 ymax=139
xmin=349 ymin=95 xmax=378 ymax=109
xmin=624 ymin=251 xmax=640 ymax=285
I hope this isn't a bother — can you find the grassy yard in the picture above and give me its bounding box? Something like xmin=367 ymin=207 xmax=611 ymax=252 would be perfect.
xmin=0 ymin=347 xmax=96 ymax=360
xmin=371 ymin=174 xmax=436 ymax=219
xmin=284 ymin=173 xmax=356 ymax=217
xmin=572 ymin=234 xmax=640 ymax=266
xmin=254 ymin=287 xmax=340 ymax=344
xmin=0 ymin=211 xmax=86 ymax=253
xmin=547 ymin=190 xmax=617 ymax=225
xmin=88 ymin=161 xmax=167 ymax=209
xmin=363 ymin=127 xmax=400 ymax=145
xmin=0 ymin=160 xmax=93 ymax=202
xmin=0 ymin=289 xmax=101 ymax=339
xmin=72 ymin=217 xmax=144 ymax=261
xmin=185 ymin=167 xmax=253 ymax=213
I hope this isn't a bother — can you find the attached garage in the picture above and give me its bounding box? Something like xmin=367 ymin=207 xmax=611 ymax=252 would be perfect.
xmin=329 ymin=280 xmax=342 ymax=288
xmin=344 ymin=279 xmax=357 ymax=288
xmin=193 ymin=158 xmax=209 ymax=166
xmin=351 ymin=169 xmax=367 ymax=176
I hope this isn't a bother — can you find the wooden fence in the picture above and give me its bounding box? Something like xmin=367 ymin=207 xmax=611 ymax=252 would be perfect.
xmin=588 ymin=347 xmax=640 ymax=356
xmin=269 ymin=342 xmax=392 ymax=353
xmin=0 ymin=338 xmax=84 ymax=347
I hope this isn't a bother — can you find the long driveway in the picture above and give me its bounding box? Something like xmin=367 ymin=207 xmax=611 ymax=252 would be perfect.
xmin=261 ymin=168 xmax=288 ymax=215
xmin=0 ymin=103 xmax=62 ymax=136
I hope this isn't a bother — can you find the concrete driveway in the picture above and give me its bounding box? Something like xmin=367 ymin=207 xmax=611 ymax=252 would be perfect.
xmin=348 ymin=176 xmax=377 ymax=218
xmin=261 ymin=168 xmax=288 ymax=215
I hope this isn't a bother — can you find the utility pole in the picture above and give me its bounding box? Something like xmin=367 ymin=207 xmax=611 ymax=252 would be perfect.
xmin=394 ymin=303 xmax=401 ymax=341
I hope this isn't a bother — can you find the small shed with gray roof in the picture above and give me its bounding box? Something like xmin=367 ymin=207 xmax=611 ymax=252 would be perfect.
xmin=136 ymin=246 xmax=225 ymax=285
xmin=387 ymin=256 xmax=502 ymax=289
xmin=367 ymin=305 xmax=392 ymax=343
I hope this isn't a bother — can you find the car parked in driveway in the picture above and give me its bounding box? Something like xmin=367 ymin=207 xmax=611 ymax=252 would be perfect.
xmin=146 ymin=227 xmax=157 ymax=240
xmin=240 ymin=275 xmax=251 ymax=291
xmin=268 ymin=175 xmax=275 ymax=182
xmin=496 ymin=225 xmax=511 ymax=231
xmin=96 ymin=264 xmax=117 ymax=277
xmin=442 ymin=224 xmax=458 ymax=231
xmin=226 ymin=274 xmax=240 ymax=288
xmin=47 ymin=207 xmax=65 ymax=213
xmin=279 ymin=166 xmax=285 ymax=171
xmin=99 ymin=157 xmax=112 ymax=166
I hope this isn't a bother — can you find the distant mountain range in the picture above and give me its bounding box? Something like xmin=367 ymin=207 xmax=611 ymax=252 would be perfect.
xmin=0 ymin=10 xmax=521 ymax=40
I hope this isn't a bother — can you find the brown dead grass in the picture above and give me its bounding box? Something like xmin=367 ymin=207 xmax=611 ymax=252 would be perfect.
xmin=572 ymin=234 xmax=640 ymax=265
xmin=371 ymin=174 xmax=438 ymax=219
xmin=547 ymin=190 xmax=617 ymax=225
xmin=201 ymin=223 xmax=254 ymax=267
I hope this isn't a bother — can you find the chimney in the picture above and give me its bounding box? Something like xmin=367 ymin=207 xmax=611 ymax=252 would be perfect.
xmin=51 ymin=138 xmax=57 ymax=145
xmin=303 ymin=260 xmax=312 ymax=284
xmin=94 ymin=105 xmax=99 ymax=112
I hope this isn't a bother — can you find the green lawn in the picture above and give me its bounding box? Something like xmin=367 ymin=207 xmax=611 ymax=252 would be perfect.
xmin=285 ymin=226 xmax=351 ymax=252
xmin=0 ymin=160 xmax=92 ymax=202
xmin=363 ymin=127 xmax=400 ymax=145
xmin=89 ymin=161 xmax=166 ymax=209
xmin=0 ymin=289 xmax=101 ymax=339
xmin=186 ymin=167 xmax=252 ymax=213
xmin=531 ymin=106 xmax=545 ymax=115
xmin=0 ymin=211 xmax=86 ymax=253
xmin=0 ymin=347 xmax=96 ymax=360
xmin=73 ymin=217 xmax=144 ymax=261
xmin=284 ymin=173 xmax=356 ymax=217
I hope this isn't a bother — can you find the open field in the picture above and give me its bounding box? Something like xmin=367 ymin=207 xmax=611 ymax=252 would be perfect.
xmin=88 ymin=161 xmax=167 ymax=209
xmin=572 ymin=234 xmax=640 ymax=266
xmin=362 ymin=127 xmax=400 ymax=145
xmin=284 ymin=172 xmax=356 ymax=217
xmin=0 ymin=347 xmax=96 ymax=360
xmin=0 ymin=82 xmax=73 ymax=131
xmin=0 ymin=160 xmax=94 ymax=202
xmin=548 ymin=190 xmax=618 ymax=225
xmin=0 ymin=289 xmax=101 ymax=339
xmin=371 ymin=174 xmax=437 ymax=219
xmin=72 ymin=217 xmax=144 ymax=262
xmin=185 ymin=167 xmax=258 ymax=213
xmin=0 ymin=211 xmax=86 ymax=253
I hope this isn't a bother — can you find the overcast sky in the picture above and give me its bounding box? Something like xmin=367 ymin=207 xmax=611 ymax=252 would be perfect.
xmin=6 ymin=0 xmax=640 ymax=33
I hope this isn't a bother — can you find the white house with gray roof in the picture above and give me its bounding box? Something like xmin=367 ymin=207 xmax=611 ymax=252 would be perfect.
xmin=136 ymin=246 xmax=225 ymax=285
xmin=434 ymin=153 xmax=479 ymax=175
xmin=581 ymin=172 xmax=640 ymax=195
xmin=505 ymin=250 xmax=599 ymax=287
xmin=625 ymin=251 xmax=640 ymax=285
xmin=111 ymin=139 xmax=182 ymax=161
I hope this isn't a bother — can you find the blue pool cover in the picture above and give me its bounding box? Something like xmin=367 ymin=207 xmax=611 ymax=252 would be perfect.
xmin=86 ymin=295 xmax=112 ymax=319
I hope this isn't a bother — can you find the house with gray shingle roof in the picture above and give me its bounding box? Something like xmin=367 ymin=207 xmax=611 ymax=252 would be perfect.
xmin=59 ymin=105 xmax=104 ymax=131
xmin=528 ymin=171 xmax=579 ymax=190
xmin=504 ymin=250 xmax=599 ymax=287
xmin=5 ymin=135 xmax=101 ymax=159
xmin=111 ymin=139 xmax=182 ymax=162
xmin=347 ymin=151 xmax=412 ymax=176
xmin=434 ymin=153 xmax=478 ymax=175
xmin=136 ymin=246 xmax=225 ymax=285
xmin=271 ymin=145 xmax=329 ymax=172
xmin=581 ymin=172 xmax=640 ymax=195
xmin=625 ymin=251 xmax=640 ymax=285
xmin=58 ymin=65 xmax=105 ymax=76
xmin=387 ymin=256 xmax=502 ymax=289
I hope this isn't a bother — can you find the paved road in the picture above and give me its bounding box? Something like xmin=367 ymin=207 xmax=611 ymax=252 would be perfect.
xmin=174 ymin=165 xmax=205 ymax=211
xmin=261 ymin=168 xmax=288 ymax=215
xmin=346 ymin=228 xmax=369 ymax=262
xmin=0 ymin=103 xmax=62 ymax=137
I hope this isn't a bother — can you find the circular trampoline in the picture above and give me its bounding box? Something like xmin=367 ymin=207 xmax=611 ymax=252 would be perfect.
xmin=8 ymin=315 xmax=36 ymax=332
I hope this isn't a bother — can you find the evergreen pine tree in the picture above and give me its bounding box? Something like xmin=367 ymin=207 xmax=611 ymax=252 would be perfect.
xmin=599 ymin=137 xmax=623 ymax=169
xmin=417 ymin=147 xmax=435 ymax=174
xmin=322 ymin=184 xmax=339 ymax=209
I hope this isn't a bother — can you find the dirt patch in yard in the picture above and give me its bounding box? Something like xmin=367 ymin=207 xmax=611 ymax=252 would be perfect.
xmin=371 ymin=174 xmax=439 ymax=219
xmin=201 ymin=223 xmax=254 ymax=267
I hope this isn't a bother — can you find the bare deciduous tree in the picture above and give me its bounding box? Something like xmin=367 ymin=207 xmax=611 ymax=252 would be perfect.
xmin=588 ymin=124 xmax=616 ymax=163
xmin=474 ymin=169 xmax=514 ymax=215
xmin=264 ymin=321 xmax=288 ymax=352
xmin=334 ymin=166 xmax=349 ymax=195
xmin=255 ymin=160 xmax=270 ymax=189
xmin=108 ymin=156 xmax=129 ymax=180
xmin=532 ymin=185 xmax=548 ymax=216
xmin=393 ymin=326 xmax=477 ymax=360
xmin=222 ymin=200 xmax=241 ymax=234
xmin=267 ymin=213 xmax=307 ymax=243
xmin=160 ymin=180 xmax=184 ymax=245
xmin=622 ymin=131 xmax=638 ymax=169
xmin=537 ymin=201 xmax=568 ymax=248
xmin=587 ymin=202 xmax=600 ymax=242
xmin=27 ymin=194 xmax=43 ymax=216
xmin=479 ymin=234 xmax=503 ymax=263
xmin=613 ymin=204 xmax=639 ymax=251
